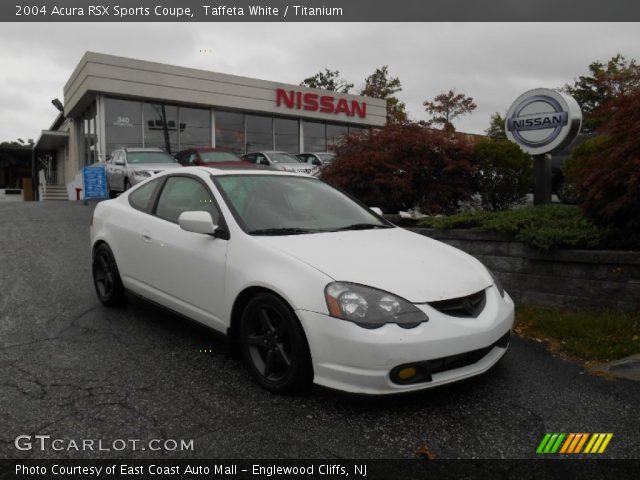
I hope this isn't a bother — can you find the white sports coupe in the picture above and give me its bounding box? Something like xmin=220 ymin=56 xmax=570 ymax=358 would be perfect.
xmin=90 ymin=167 xmax=514 ymax=394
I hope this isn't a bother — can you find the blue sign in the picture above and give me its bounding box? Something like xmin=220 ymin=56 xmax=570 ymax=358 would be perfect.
xmin=82 ymin=164 xmax=108 ymax=203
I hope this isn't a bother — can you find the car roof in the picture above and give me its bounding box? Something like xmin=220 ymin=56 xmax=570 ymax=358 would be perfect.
xmin=179 ymin=147 xmax=237 ymax=153
xmin=189 ymin=166 xmax=312 ymax=177
xmin=245 ymin=151 xmax=295 ymax=155
xmin=122 ymin=147 xmax=165 ymax=152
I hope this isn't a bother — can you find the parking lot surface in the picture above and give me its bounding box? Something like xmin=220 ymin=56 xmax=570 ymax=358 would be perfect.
xmin=1 ymin=202 xmax=639 ymax=459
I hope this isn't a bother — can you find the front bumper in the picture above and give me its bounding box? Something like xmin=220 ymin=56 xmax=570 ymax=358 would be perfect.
xmin=296 ymin=286 xmax=514 ymax=394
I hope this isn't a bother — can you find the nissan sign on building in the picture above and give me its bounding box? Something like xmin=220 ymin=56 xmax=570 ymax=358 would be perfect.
xmin=505 ymin=88 xmax=582 ymax=155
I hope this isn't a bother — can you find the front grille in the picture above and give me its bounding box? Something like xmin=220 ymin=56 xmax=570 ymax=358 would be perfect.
xmin=428 ymin=289 xmax=486 ymax=318
xmin=390 ymin=330 xmax=511 ymax=385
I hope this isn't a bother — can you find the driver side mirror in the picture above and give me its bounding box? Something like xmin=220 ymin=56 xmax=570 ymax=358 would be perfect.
xmin=369 ymin=207 xmax=383 ymax=216
xmin=178 ymin=211 xmax=218 ymax=235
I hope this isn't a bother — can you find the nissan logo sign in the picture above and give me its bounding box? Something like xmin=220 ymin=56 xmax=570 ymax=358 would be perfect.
xmin=505 ymin=88 xmax=582 ymax=155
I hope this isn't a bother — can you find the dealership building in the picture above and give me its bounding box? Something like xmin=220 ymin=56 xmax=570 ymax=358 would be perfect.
xmin=33 ymin=52 xmax=386 ymax=199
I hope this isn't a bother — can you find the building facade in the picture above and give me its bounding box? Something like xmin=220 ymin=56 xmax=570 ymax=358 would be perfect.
xmin=35 ymin=52 xmax=386 ymax=193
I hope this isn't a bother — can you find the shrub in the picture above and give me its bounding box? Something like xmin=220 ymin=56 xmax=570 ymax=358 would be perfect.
xmin=321 ymin=124 xmax=475 ymax=214
xmin=418 ymin=205 xmax=606 ymax=251
xmin=566 ymin=87 xmax=640 ymax=238
xmin=472 ymin=139 xmax=532 ymax=211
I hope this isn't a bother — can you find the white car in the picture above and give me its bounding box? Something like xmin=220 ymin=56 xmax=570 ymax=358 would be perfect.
xmin=90 ymin=167 xmax=514 ymax=395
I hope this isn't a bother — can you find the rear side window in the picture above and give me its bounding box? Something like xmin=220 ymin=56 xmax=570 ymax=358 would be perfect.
xmin=128 ymin=178 xmax=161 ymax=212
xmin=155 ymin=176 xmax=220 ymax=225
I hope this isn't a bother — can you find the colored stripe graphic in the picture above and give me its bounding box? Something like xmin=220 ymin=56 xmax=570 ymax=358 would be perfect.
xmin=537 ymin=433 xmax=613 ymax=454
xmin=597 ymin=434 xmax=613 ymax=453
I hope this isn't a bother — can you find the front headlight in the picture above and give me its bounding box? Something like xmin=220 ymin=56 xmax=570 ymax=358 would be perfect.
xmin=488 ymin=270 xmax=505 ymax=297
xmin=134 ymin=170 xmax=151 ymax=178
xmin=324 ymin=282 xmax=428 ymax=329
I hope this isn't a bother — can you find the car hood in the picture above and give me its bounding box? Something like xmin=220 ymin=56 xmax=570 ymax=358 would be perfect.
xmin=260 ymin=227 xmax=492 ymax=303
xmin=275 ymin=164 xmax=316 ymax=172
xmin=131 ymin=163 xmax=182 ymax=172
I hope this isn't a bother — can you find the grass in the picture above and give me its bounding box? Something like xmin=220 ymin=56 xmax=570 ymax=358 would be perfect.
xmin=515 ymin=304 xmax=640 ymax=363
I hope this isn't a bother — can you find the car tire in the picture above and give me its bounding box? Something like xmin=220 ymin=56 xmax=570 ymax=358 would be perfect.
xmin=124 ymin=178 xmax=131 ymax=191
xmin=239 ymin=293 xmax=313 ymax=394
xmin=92 ymin=243 xmax=126 ymax=307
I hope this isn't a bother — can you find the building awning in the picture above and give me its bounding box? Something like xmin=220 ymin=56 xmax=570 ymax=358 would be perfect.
xmin=35 ymin=130 xmax=69 ymax=151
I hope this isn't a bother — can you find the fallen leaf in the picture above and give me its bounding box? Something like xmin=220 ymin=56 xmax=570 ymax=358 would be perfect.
xmin=416 ymin=446 xmax=436 ymax=460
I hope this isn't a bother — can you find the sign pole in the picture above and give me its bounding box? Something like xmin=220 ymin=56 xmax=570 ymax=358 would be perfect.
xmin=533 ymin=154 xmax=552 ymax=205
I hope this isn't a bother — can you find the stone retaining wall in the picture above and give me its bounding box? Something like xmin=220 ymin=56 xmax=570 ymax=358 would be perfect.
xmin=409 ymin=228 xmax=640 ymax=310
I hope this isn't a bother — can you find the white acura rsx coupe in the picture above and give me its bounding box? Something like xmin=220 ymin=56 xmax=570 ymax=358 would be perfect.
xmin=90 ymin=167 xmax=514 ymax=394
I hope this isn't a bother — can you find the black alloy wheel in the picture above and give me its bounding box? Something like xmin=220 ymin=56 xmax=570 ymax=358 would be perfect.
xmin=240 ymin=293 xmax=313 ymax=394
xmin=92 ymin=243 xmax=126 ymax=307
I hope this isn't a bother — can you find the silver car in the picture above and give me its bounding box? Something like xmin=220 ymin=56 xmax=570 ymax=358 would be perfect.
xmin=296 ymin=152 xmax=336 ymax=168
xmin=106 ymin=148 xmax=182 ymax=195
xmin=242 ymin=151 xmax=320 ymax=176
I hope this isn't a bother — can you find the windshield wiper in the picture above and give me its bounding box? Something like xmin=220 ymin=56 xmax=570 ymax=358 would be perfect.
xmin=248 ymin=227 xmax=318 ymax=236
xmin=333 ymin=223 xmax=392 ymax=231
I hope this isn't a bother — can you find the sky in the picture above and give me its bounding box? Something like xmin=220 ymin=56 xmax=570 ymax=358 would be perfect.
xmin=1 ymin=22 xmax=640 ymax=142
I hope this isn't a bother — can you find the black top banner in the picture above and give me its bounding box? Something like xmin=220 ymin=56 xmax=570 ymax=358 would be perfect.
xmin=4 ymin=0 xmax=640 ymax=22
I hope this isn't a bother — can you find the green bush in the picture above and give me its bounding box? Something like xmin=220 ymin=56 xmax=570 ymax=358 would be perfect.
xmin=418 ymin=205 xmax=606 ymax=251
xmin=472 ymin=139 xmax=532 ymax=211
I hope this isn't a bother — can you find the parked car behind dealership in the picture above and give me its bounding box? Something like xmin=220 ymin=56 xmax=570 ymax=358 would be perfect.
xmin=106 ymin=147 xmax=181 ymax=196
xmin=297 ymin=152 xmax=335 ymax=168
xmin=242 ymin=151 xmax=319 ymax=176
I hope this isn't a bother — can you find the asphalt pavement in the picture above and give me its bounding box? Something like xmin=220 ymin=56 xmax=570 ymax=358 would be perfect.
xmin=1 ymin=201 xmax=639 ymax=459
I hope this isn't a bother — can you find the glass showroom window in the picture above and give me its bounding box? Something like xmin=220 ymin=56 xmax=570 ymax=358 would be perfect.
xmin=246 ymin=114 xmax=273 ymax=152
xmin=303 ymin=120 xmax=326 ymax=152
xmin=274 ymin=117 xmax=299 ymax=153
xmin=215 ymin=110 xmax=245 ymax=154
xmin=178 ymin=107 xmax=211 ymax=150
xmin=104 ymin=98 xmax=143 ymax=155
xmin=327 ymin=123 xmax=349 ymax=152
xmin=144 ymin=103 xmax=178 ymax=155
xmin=349 ymin=126 xmax=370 ymax=137
xmin=79 ymin=102 xmax=98 ymax=168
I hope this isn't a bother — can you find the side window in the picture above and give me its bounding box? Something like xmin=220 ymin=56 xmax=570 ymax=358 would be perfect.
xmin=128 ymin=178 xmax=162 ymax=212
xmin=155 ymin=176 xmax=221 ymax=225
xmin=255 ymin=154 xmax=268 ymax=166
xmin=187 ymin=153 xmax=198 ymax=165
xmin=244 ymin=154 xmax=256 ymax=164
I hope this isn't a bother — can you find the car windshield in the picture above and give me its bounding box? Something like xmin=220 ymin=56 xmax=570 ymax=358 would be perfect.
xmin=214 ymin=174 xmax=392 ymax=235
xmin=268 ymin=152 xmax=301 ymax=164
xmin=199 ymin=151 xmax=241 ymax=163
xmin=127 ymin=152 xmax=175 ymax=164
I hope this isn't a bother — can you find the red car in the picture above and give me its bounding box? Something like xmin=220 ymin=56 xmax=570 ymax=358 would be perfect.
xmin=174 ymin=147 xmax=254 ymax=168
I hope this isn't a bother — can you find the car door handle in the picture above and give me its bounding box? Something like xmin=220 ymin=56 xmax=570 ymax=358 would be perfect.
xmin=142 ymin=234 xmax=152 ymax=243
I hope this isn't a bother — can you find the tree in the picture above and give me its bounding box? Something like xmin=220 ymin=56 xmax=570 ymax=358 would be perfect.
xmin=300 ymin=68 xmax=353 ymax=93
xmin=563 ymin=54 xmax=640 ymax=132
xmin=321 ymin=123 xmax=475 ymax=214
xmin=485 ymin=112 xmax=507 ymax=139
xmin=360 ymin=66 xmax=408 ymax=124
xmin=423 ymin=90 xmax=476 ymax=133
xmin=565 ymin=82 xmax=640 ymax=239
xmin=473 ymin=139 xmax=532 ymax=211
